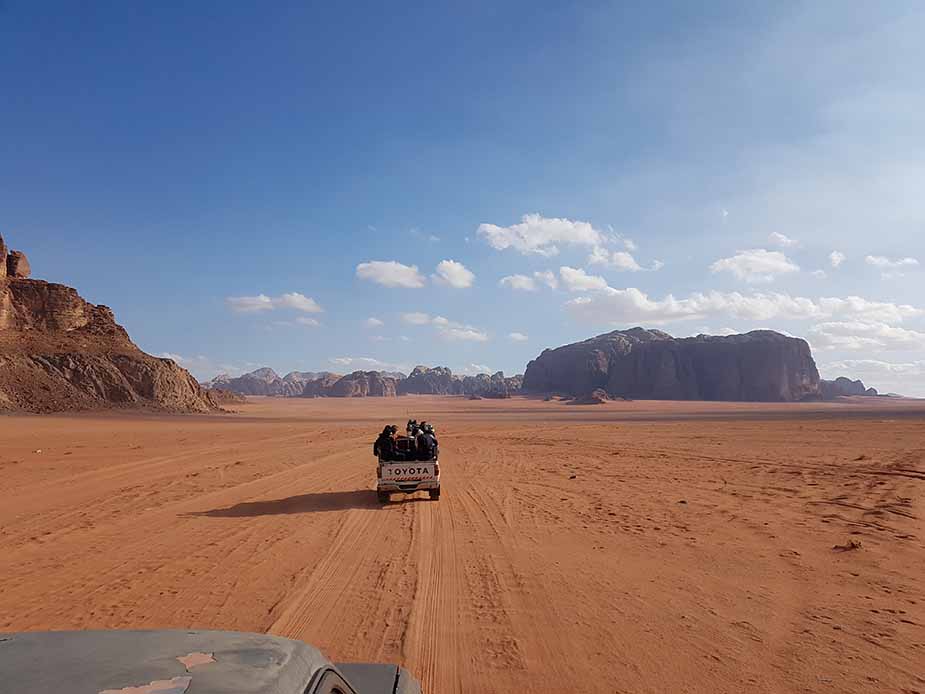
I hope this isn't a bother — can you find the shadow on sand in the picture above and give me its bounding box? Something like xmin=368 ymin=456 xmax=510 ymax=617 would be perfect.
xmin=188 ymin=489 xmax=382 ymax=517
xmin=188 ymin=490 xmax=435 ymax=517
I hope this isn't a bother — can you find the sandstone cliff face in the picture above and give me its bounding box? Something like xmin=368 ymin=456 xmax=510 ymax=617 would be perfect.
xmin=460 ymin=372 xmax=522 ymax=398
xmin=398 ymin=366 xmax=462 ymax=395
xmin=301 ymin=373 xmax=343 ymax=397
xmin=0 ymin=236 xmax=218 ymax=413
xmin=329 ymin=370 xmax=399 ymax=397
xmin=523 ymin=328 xmax=821 ymax=402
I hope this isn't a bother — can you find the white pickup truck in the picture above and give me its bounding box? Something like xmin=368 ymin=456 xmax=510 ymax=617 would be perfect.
xmin=377 ymin=458 xmax=440 ymax=502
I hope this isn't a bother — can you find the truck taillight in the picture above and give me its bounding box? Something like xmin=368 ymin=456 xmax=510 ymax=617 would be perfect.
xmin=433 ymin=462 xmax=439 ymax=476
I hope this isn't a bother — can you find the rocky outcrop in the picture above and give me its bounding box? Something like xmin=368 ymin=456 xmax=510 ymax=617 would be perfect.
xmin=328 ymin=371 xmax=398 ymax=397
xmin=301 ymin=373 xmax=343 ymax=397
xmin=0 ymin=236 xmax=31 ymax=279
xmin=209 ymin=388 xmax=247 ymax=405
xmin=572 ymin=388 xmax=610 ymax=405
xmin=821 ymin=377 xmax=878 ymax=399
xmin=523 ymin=328 xmax=820 ymax=402
xmin=0 ymin=236 xmax=218 ymax=413
xmin=460 ymin=371 xmax=522 ymax=398
xmin=7 ymin=250 xmax=30 ymax=278
xmin=396 ymin=366 xmax=522 ymax=397
xmin=398 ymin=366 xmax=462 ymax=395
xmin=204 ymin=369 xmax=338 ymax=396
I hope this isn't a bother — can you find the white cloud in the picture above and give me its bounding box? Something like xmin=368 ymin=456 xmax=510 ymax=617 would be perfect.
xmin=356 ymin=260 xmax=426 ymax=288
xmin=829 ymin=251 xmax=846 ymax=268
xmin=402 ymin=311 xmax=432 ymax=325
xmin=499 ymin=270 xmax=562 ymax=291
xmin=564 ymin=286 xmax=923 ymax=326
xmin=559 ymin=266 xmax=610 ymax=292
xmin=329 ymin=356 xmax=410 ymax=372
xmin=457 ymin=363 xmax=494 ymax=376
xmin=499 ymin=274 xmax=536 ymax=291
xmin=865 ymin=255 xmax=920 ymax=269
xmin=294 ymin=316 xmax=320 ymax=327
xmin=226 ymin=292 xmax=322 ymax=314
xmin=769 ymin=232 xmax=800 ymax=248
xmin=433 ymin=259 xmax=475 ymax=288
xmin=865 ymin=255 xmax=920 ymax=279
xmin=365 ymin=317 xmax=384 ymax=328
xmin=809 ymin=321 xmax=925 ymax=351
xmin=397 ymin=313 xmax=489 ymax=342
xmin=709 ymin=249 xmax=800 ymax=283
xmin=437 ymin=321 xmax=489 ymax=342
xmin=588 ymin=246 xmax=649 ymax=271
xmin=534 ymin=270 xmax=559 ymax=289
xmin=508 ymin=332 xmax=529 ymax=342
xmin=812 ymin=270 xmax=827 ymax=278
xmin=477 ymin=213 xmax=604 ymax=256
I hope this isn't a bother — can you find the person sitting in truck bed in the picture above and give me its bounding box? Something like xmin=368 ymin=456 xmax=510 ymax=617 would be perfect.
xmin=417 ymin=423 xmax=438 ymax=460
xmin=373 ymin=425 xmax=397 ymax=461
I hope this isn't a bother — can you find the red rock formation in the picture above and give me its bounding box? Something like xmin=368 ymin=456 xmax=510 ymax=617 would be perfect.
xmin=6 ymin=250 xmax=30 ymax=278
xmin=0 ymin=238 xmax=218 ymax=413
xmin=523 ymin=328 xmax=821 ymax=402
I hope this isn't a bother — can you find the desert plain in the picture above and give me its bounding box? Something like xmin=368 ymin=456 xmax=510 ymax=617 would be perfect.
xmin=1 ymin=396 xmax=923 ymax=694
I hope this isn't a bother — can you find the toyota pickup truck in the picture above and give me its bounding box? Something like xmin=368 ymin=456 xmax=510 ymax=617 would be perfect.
xmin=0 ymin=629 xmax=422 ymax=694
xmin=377 ymin=458 xmax=440 ymax=502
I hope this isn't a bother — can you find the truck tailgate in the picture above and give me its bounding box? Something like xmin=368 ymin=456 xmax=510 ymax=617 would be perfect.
xmin=380 ymin=461 xmax=437 ymax=482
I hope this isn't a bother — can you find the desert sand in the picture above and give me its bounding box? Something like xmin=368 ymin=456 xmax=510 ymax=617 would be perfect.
xmin=1 ymin=396 xmax=923 ymax=693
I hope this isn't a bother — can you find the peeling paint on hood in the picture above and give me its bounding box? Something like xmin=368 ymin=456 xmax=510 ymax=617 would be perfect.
xmin=99 ymin=675 xmax=192 ymax=694
xmin=177 ymin=651 xmax=215 ymax=671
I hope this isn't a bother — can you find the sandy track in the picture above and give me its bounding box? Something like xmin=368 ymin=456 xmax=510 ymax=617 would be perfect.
xmin=1 ymin=397 xmax=923 ymax=693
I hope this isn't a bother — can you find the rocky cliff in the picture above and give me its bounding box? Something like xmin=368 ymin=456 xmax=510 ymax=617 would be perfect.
xmin=522 ymin=328 xmax=821 ymax=402
xmin=820 ymin=377 xmax=879 ymax=399
xmin=329 ymin=371 xmax=399 ymax=397
xmin=205 ymin=369 xmax=339 ymax=396
xmin=0 ymin=235 xmax=219 ymax=413
xmin=398 ymin=366 xmax=462 ymax=395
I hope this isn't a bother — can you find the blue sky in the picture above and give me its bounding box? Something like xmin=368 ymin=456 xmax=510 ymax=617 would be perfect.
xmin=3 ymin=2 xmax=925 ymax=394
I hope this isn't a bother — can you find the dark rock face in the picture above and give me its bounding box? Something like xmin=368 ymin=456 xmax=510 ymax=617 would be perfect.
xmin=523 ymin=328 xmax=821 ymax=402
xmin=7 ymin=250 xmax=30 ymax=278
xmin=821 ymin=377 xmax=879 ymax=399
xmin=329 ymin=371 xmax=398 ymax=397
xmin=301 ymin=373 xmax=343 ymax=397
xmin=0 ymin=235 xmax=6 ymax=279
xmin=399 ymin=366 xmax=462 ymax=395
xmin=398 ymin=366 xmax=522 ymax=397
xmin=460 ymin=371 xmax=522 ymax=398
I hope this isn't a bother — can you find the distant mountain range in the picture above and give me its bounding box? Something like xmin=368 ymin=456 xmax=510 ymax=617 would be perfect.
xmin=203 ymin=366 xmax=523 ymax=398
xmin=201 ymin=329 xmax=891 ymax=403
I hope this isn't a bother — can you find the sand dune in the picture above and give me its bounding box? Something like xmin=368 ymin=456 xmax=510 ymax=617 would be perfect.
xmin=1 ymin=396 xmax=923 ymax=693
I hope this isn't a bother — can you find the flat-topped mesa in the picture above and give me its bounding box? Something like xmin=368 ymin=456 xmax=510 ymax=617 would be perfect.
xmin=0 ymin=236 xmax=218 ymax=413
xmin=523 ymin=328 xmax=821 ymax=402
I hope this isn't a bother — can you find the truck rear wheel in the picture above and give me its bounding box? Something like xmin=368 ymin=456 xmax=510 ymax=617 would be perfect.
xmin=377 ymin=491 xmax=390 ymax=504
xmin=429 ymin=488 xmax=440 ymax=500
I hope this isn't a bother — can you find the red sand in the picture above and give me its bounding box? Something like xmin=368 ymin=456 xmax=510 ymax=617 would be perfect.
xmin=1 ymin=396 xmax=923 ymax=693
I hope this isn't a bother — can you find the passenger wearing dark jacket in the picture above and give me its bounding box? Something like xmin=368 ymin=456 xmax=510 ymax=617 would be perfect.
xmin=373 ymin=425 xmax=397 ymax=461
xmin=417 ymin=425 xmax=438 ymax=460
